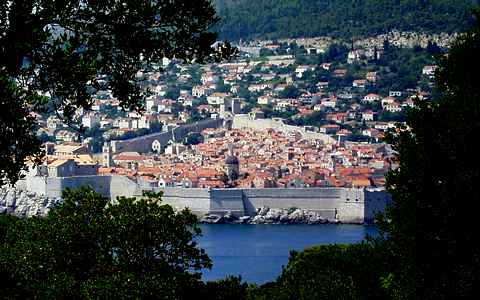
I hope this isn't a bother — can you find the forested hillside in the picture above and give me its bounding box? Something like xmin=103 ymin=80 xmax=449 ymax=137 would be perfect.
xmin=214 ymin=0 xmax=476 ymax=40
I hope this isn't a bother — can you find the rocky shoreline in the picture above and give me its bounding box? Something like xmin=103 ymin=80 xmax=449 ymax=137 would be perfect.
xmin=200 ymin=207 xmax=340 ymax=225
xmin=2 ymin=187 xmax=342 ymax=225
xmin=0 ymin=186 xmax=62 ymax=217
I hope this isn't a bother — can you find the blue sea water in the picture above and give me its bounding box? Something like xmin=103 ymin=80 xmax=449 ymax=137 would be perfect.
xmin=197 ymin=224 xmax=378 ymax=284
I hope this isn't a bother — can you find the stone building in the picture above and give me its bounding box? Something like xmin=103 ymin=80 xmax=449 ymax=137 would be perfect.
xmin=225 ymin=144 xmax=240 ymax=182
xmin=102 ymin=142 xmax=113 ymax=167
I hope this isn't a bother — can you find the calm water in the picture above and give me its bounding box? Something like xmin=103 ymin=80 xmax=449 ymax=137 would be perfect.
xmin=197 ymin=224 xmax=378 ymax=284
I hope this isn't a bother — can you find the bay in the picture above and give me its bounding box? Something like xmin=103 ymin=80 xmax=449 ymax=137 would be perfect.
xmin=198 ymin=224 xmax=379 ymax=284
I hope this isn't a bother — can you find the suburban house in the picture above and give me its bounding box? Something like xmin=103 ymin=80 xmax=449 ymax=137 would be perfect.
xmin=366 ymin=72 xmax=377 ymax=82
xmin=333 ymin=69 xmax=347 ymax=78
xmin=353 ymin=79 xmax=367 ymax=88
xmin=207 ymin=92 xmax=231 ymax=105
xmin=389 ymin=91 xmax=402 ymax=97
xmin=363 ymin=93 xmax=381 ymax=102
xmin=362 ymin=111 xmax=375 ymax=121
xmin=422 ymin=65 xmax=437 ymax=77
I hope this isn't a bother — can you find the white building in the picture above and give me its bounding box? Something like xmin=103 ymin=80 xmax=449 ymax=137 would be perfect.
xmin=321 ymin=98 xmax=337 ymax=108
xmin=146 ymin=96 xmax=161 ymax=112
xmin=362 ymin=111 xmax=375 ymax=121
xmin=118 ymin=118 xmax=132 ymax=129
xmin=201 ymin=72 xmax=219 ymax=85
xmin=295 ymin=65 xmax=315 ymax=78
xmin=257 ymin=95 xmax=272 ymax=105
xmin=81 ymin=113 xmax=100 ymax=129
xmin=47 ymin=116 xmax=63 ymax=130
xmin=158 ymin=99 xmax=174 ymax=113
xmin=192 ymin=85 xmax=213 ymax=97
xmin=389 ymin=91 xmax=402 ymax=97
xmin=347 ymin=49 xmax=364 ymax=64
xmin=207 ymin=93 xmax=230 ymax=105
xmin=422 ymin=65 xmax=437 ymax=76
xmin=363 ymin=93 xmax=381 ymax=103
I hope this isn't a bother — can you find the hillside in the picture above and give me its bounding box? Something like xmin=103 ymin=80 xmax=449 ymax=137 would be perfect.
xmin=213 ymin=0 xmax=476 ymax=40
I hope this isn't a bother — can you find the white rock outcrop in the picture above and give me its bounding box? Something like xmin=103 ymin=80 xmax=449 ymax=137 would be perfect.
xmin=200 ymin=206 xmax=330 ymax=225
xmin=0 ymin=186 xmax=62 ymax=217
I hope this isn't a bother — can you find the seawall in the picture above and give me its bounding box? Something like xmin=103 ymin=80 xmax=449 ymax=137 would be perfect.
xmin=19 ymin=175 xmax=390 ymax=224
xmin=158 ymin=187 xmax=390 ymax=224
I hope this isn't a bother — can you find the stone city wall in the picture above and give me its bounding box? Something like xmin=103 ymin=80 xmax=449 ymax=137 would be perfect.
xmin=364 ymin=188 xmax=391 ymax=223
xmin=21 ymin=175 xmax=142 ymax=200
xmin=157 ymin=187 xmax=390 ymax=224
xmin=111 ymin=118 xmax=224 ymax=154
xmin=19 ymin=174 xmax=390 ymax=224
xmin=232 ymin=115 xmax=336 ymax=144
xmin=158 ymin=188 xmax=212 ymax=216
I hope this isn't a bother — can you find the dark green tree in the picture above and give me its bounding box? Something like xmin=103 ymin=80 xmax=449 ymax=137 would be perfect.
xmin=379 ymin=10 xmax=480 ymax=299
xmin=426 ymin=40 xmax=443 ymax=55
xmin=149 ymin=120 xmax=163 ymax=133
xmin=0 ymin=187 xmax=211 ymax=298
xmin=199 ymin=276 xmax=249 ymax=300
xmin=247 ymin=243 xmax=390 ymax=300
xmin=279 ymin=85 xmax=300 ymax=99
xmin=184 ymin=132 xmax=204 ymax=145
xmin=0 ymin=73 xmax=43 ymax=183
xmin=249 ymin=10 xmax=480 ymax=300
xmin=214 ymin=0 xmax=474 ymax=40
xmin=0 ymin=0 xmax=236 ymax=185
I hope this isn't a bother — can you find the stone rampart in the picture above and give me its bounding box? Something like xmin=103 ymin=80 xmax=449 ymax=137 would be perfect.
xmin=232 ymin=115 xmax=336 ymax=144
xmin=337 ymin=188 xmax=366 ymax=224
xmin=364 ymin=188 xmax=392 ymax=223
xmin=210 ymin=189 xmax=245 ymax=216
xmin=111 ymin=118 xmax=223 ymax=154
xmin=23 ymin=175 xmax=142 ymax=200
xmin=158 ymin=188 xmax=211 ymax=215
xmin=157 ymin=187 xmax=389 ymax=224
xmin=20 ymin=174 xmax=391 ymax=224
xmin=242 ymin=188 xmax=342 ymax=219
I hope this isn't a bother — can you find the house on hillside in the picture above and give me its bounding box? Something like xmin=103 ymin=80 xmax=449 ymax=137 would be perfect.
xmin=363 ymin=93 xmax=381 ymax=103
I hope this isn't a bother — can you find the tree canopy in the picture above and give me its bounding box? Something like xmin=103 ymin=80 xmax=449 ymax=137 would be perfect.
xmin=0 ymin=188 xmax=212 ymax=298
xmin=214 ymin=0 xmax=476 ymax=40
xmin=0 ymin=0 xmax=236 ymax=185
xmin=248 ymin=9 xmax=480 ymax=300
xmin=378 ymin=9 xmax=480 ymax=299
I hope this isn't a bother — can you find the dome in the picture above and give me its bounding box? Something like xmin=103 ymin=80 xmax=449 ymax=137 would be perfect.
xmin=225 ymin=155 xmax=239 ymax=165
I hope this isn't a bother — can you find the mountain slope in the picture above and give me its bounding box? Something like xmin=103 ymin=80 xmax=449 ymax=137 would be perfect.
xmin=213 ymin=0 xmax=477 ymax=40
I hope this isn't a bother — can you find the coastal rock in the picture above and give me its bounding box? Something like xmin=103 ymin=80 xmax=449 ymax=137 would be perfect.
xmin=306 ymin=212 xmax=327 ymax=224
xmin=0 ymin=185 xmax=63 ymax=217
xmin=223 ymin=211 xmax=238 ymax=223
xmin=288 ymin=209 xmax=306 ymax=224
xmin=251 ymin=215 xmax=266 ymax=224
xmin=200 ymin=214 xmax=224 ymax=224
xmin=265 ymin=208 xmax=283 ymax=222
xmin=257 ymin=206 xmax=270 ymax=216
xmin=279 ymin=213 xmax=290 ymax=223
xmin=238 ymin=216 xmax=251 ymax=224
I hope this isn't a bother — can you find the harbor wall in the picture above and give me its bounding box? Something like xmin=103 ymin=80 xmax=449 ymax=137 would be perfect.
xmin=157 ymin=187 xmax=390 ymax=224
xmin=20 ymin=175 xmax=391 ymax=224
